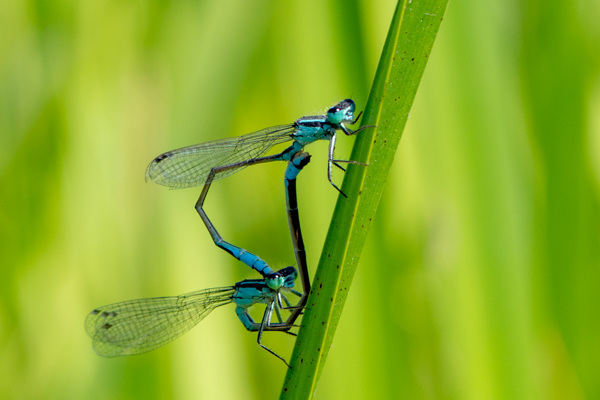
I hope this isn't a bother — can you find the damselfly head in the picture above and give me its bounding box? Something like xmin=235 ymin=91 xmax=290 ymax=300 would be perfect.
xmin=275 ymin=266 xmax=298 ymax=288
xmin=265 ymin=272 xmax=284 ymax=290
xmin=327 ymin=99 xmax=356 ymax=125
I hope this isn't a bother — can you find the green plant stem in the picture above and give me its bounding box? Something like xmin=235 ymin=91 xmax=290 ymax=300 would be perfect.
xmin=280 ymin=0 xmax=449 ymax=398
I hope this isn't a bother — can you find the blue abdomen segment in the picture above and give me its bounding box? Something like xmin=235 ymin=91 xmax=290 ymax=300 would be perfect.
xmin=218 ymin=242 xmax=275 ymax=277
xmin=285 ymin=152 xmax=311 ymax=181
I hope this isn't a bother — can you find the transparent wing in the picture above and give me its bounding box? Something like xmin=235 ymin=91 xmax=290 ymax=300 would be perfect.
xmin=85 ymin=287 xmax=234 ymax=357
xmin=145 ymin=124 xmax=296 ymax=189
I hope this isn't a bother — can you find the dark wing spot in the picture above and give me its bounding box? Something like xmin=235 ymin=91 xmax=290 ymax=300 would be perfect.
xmin=154 ymin=153 xmax=170 ymax=163
xmin=90 ymin=309 xmax=100 ymax=315
xmin=101 ymin=323 xmax=113 ymax=330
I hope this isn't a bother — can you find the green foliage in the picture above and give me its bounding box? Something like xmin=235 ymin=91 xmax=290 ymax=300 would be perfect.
xmin=1 ymin=0 xmax=599 ymax=399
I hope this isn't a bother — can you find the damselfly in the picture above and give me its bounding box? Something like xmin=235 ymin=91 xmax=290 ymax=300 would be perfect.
xmin=146 ymin=99 xmax=370 ymax=195
xmin=86 ymin=267 xmax=300 ymax=366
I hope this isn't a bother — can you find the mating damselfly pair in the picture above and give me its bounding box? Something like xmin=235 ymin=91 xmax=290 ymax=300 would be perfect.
xmin=86 ymin=99 xmax=372 ymax=366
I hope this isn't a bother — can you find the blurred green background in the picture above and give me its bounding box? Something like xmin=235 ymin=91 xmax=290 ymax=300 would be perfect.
xmin=1 ymin=0 xmax=599 ymax=399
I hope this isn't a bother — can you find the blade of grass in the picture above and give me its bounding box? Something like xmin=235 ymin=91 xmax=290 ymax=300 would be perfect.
xmin=280 ymin=0 xmax=449 ymax=398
